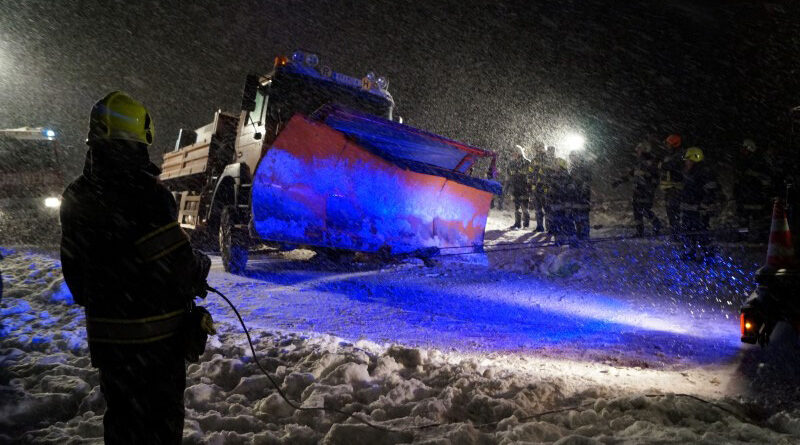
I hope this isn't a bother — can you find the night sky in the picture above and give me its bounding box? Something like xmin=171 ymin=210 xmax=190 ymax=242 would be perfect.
xmin=1 ymin=0 xmax=799 ymax=176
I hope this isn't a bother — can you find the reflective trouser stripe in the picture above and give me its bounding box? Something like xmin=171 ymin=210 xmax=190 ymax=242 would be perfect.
xmin=87 ymin=309 xmax=185 ymax=344
xmin=134 ymin=221 xmax=189 ymax=262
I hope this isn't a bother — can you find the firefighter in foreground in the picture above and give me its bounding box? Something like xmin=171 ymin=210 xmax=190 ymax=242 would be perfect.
xmin=660 ymin=133 xmax=684 ymax=235
xmin=679 ymin=147 xmax=723 ymax=261
xmin=60 ymin=91 xmax=212 ymax=444
xmin=613 ymin=140 xmax=662 ymax=237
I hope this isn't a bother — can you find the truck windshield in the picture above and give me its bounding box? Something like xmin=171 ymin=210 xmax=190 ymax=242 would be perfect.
xmin=0 ymin=138 xmax=59 ymax=173
xmin=269 ymin=72 xmax=393 ymax=121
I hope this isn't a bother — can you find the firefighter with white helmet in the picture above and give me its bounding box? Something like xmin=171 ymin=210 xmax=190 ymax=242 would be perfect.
xmin=60 ymin=91 xmax=212 ymax=443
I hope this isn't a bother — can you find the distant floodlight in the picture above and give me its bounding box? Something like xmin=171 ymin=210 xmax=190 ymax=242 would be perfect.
xmin=44 ymin=129 xmax=56 ymax=139
xmin=44 ymin=197 xmax=61 ymax=208
xmin=563 ymin=133 xmax=585 ymax=152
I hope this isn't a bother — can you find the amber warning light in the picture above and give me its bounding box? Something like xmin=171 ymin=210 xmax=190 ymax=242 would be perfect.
xmin=274 ymin=55 xmax=289 ymax=67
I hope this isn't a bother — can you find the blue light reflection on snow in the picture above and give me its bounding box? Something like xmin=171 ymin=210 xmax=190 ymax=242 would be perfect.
xmin=240 ymin=262 xmax=741 ymax=365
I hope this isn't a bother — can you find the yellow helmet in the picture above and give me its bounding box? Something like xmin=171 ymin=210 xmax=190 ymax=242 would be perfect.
xmin=88 ymin=91 xmax=154 ymax=146
xmin=683 ymin=146 xmax=704 ymax=162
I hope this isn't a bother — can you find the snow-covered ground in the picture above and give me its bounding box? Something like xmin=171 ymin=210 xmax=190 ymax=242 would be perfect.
xmin=2 ymin=210 xmax=800 ymax=444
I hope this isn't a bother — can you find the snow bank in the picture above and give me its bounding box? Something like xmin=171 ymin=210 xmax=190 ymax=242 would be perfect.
xmin=2 ymin=248 xmax=799 ymax=444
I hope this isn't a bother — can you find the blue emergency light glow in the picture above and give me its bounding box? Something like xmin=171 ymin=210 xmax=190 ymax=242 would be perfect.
xmin=44 ymin=129 xmax=55 ymax=138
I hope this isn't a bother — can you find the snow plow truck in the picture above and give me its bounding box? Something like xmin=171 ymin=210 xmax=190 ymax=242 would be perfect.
xmin=159 ymin=50 xmax=501 ymax=273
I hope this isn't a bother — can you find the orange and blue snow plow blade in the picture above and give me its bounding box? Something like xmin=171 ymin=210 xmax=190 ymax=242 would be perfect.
xmin=251 ymin=105 xmax=501 ymax=256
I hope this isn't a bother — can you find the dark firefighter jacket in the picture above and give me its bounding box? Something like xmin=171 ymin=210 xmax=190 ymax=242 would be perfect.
xmin=569 ymin=159 xmax=591 ymax=211
xmin=60 ymin=143 xmax=209 ymax=367
xmin=508 ymin=156 xmax=531 ymax=197
xmin=734 ymin=152 xmax=772 ymax=207
xmin=680 ymin=162 xmax=723 ymax=214
xmin=547 ymin=165 xmax=573 ymax=213
xmin=618 ymin=153 xmax=660 ymax=204
xmin=659 ymin=150 xmax=684 ymax=191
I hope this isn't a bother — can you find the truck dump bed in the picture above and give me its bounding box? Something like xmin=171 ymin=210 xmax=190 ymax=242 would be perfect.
xmin=251 ymin=106 xmax=500 ymax=255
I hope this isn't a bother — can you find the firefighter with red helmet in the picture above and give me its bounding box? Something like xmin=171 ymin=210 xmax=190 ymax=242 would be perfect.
xmin=660 ymin=134 xmax=684 ymax=235
xmin=60 ymin=91 xmax=212 ymax=443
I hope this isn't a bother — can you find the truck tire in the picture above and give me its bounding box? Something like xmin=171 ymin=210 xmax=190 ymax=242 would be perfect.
xmin=219 ymin=205 xmax=249 ymax=274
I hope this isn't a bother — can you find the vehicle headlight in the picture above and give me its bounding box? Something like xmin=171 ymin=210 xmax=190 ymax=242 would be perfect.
xmin=44 ymin=197 xmax=61 ymax=208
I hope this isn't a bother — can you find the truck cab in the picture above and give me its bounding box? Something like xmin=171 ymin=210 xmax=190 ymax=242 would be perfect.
xmin=160 ymin=51 xmax=397 ymax=261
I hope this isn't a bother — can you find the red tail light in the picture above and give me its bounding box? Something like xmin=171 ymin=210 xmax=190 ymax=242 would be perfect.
xmin=740 ymin=310 xmax=759 ymax=344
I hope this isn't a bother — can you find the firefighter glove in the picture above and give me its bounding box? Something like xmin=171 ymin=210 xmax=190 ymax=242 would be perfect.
xmin=200 ymin=311 xmax=216 ymax=335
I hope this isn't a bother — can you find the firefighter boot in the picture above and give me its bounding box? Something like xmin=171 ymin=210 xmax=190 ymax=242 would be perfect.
xmin=522 ymin=212 xmax=530 ymax=229
xmin=652 ymin=218 xmax=662 ymax=236
xmin=510 ymin=212 xmax=521 ymax=230
xmin=535 ymin=214 xmax=544 ymax=232
xmin=635 ymin=223 xmax=645 ymax=238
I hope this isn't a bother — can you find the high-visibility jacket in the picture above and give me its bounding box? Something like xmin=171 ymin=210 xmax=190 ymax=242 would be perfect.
xmin=529 ymin=154 xmax=549 ymax=194
xmin=60 ymin=143 xmax=210 ymax=367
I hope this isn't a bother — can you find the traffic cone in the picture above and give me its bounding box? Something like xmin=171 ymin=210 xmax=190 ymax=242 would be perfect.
xmin=764 ymin=199 xmax=796 ymax=270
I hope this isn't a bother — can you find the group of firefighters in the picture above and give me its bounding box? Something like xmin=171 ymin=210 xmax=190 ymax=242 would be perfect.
xmin=500 ymin=133 xmax=777 ymax=260
xmin=504 ymin=142 xmax=592 ymax=245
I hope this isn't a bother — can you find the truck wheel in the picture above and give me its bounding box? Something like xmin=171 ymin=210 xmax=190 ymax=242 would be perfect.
xmin=219 ymin=205 xmax=249 ymax=274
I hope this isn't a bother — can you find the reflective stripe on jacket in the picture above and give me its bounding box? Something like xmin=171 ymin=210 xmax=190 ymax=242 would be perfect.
xmin=87 ymin=309 xmax=185 ymax=344
xmin=135 ymin=221 xmax=190 ymax=262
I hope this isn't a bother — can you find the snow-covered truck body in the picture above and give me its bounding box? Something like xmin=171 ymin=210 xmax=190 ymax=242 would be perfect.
xmin=159 ymin=50 xmax=500 ymax=272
